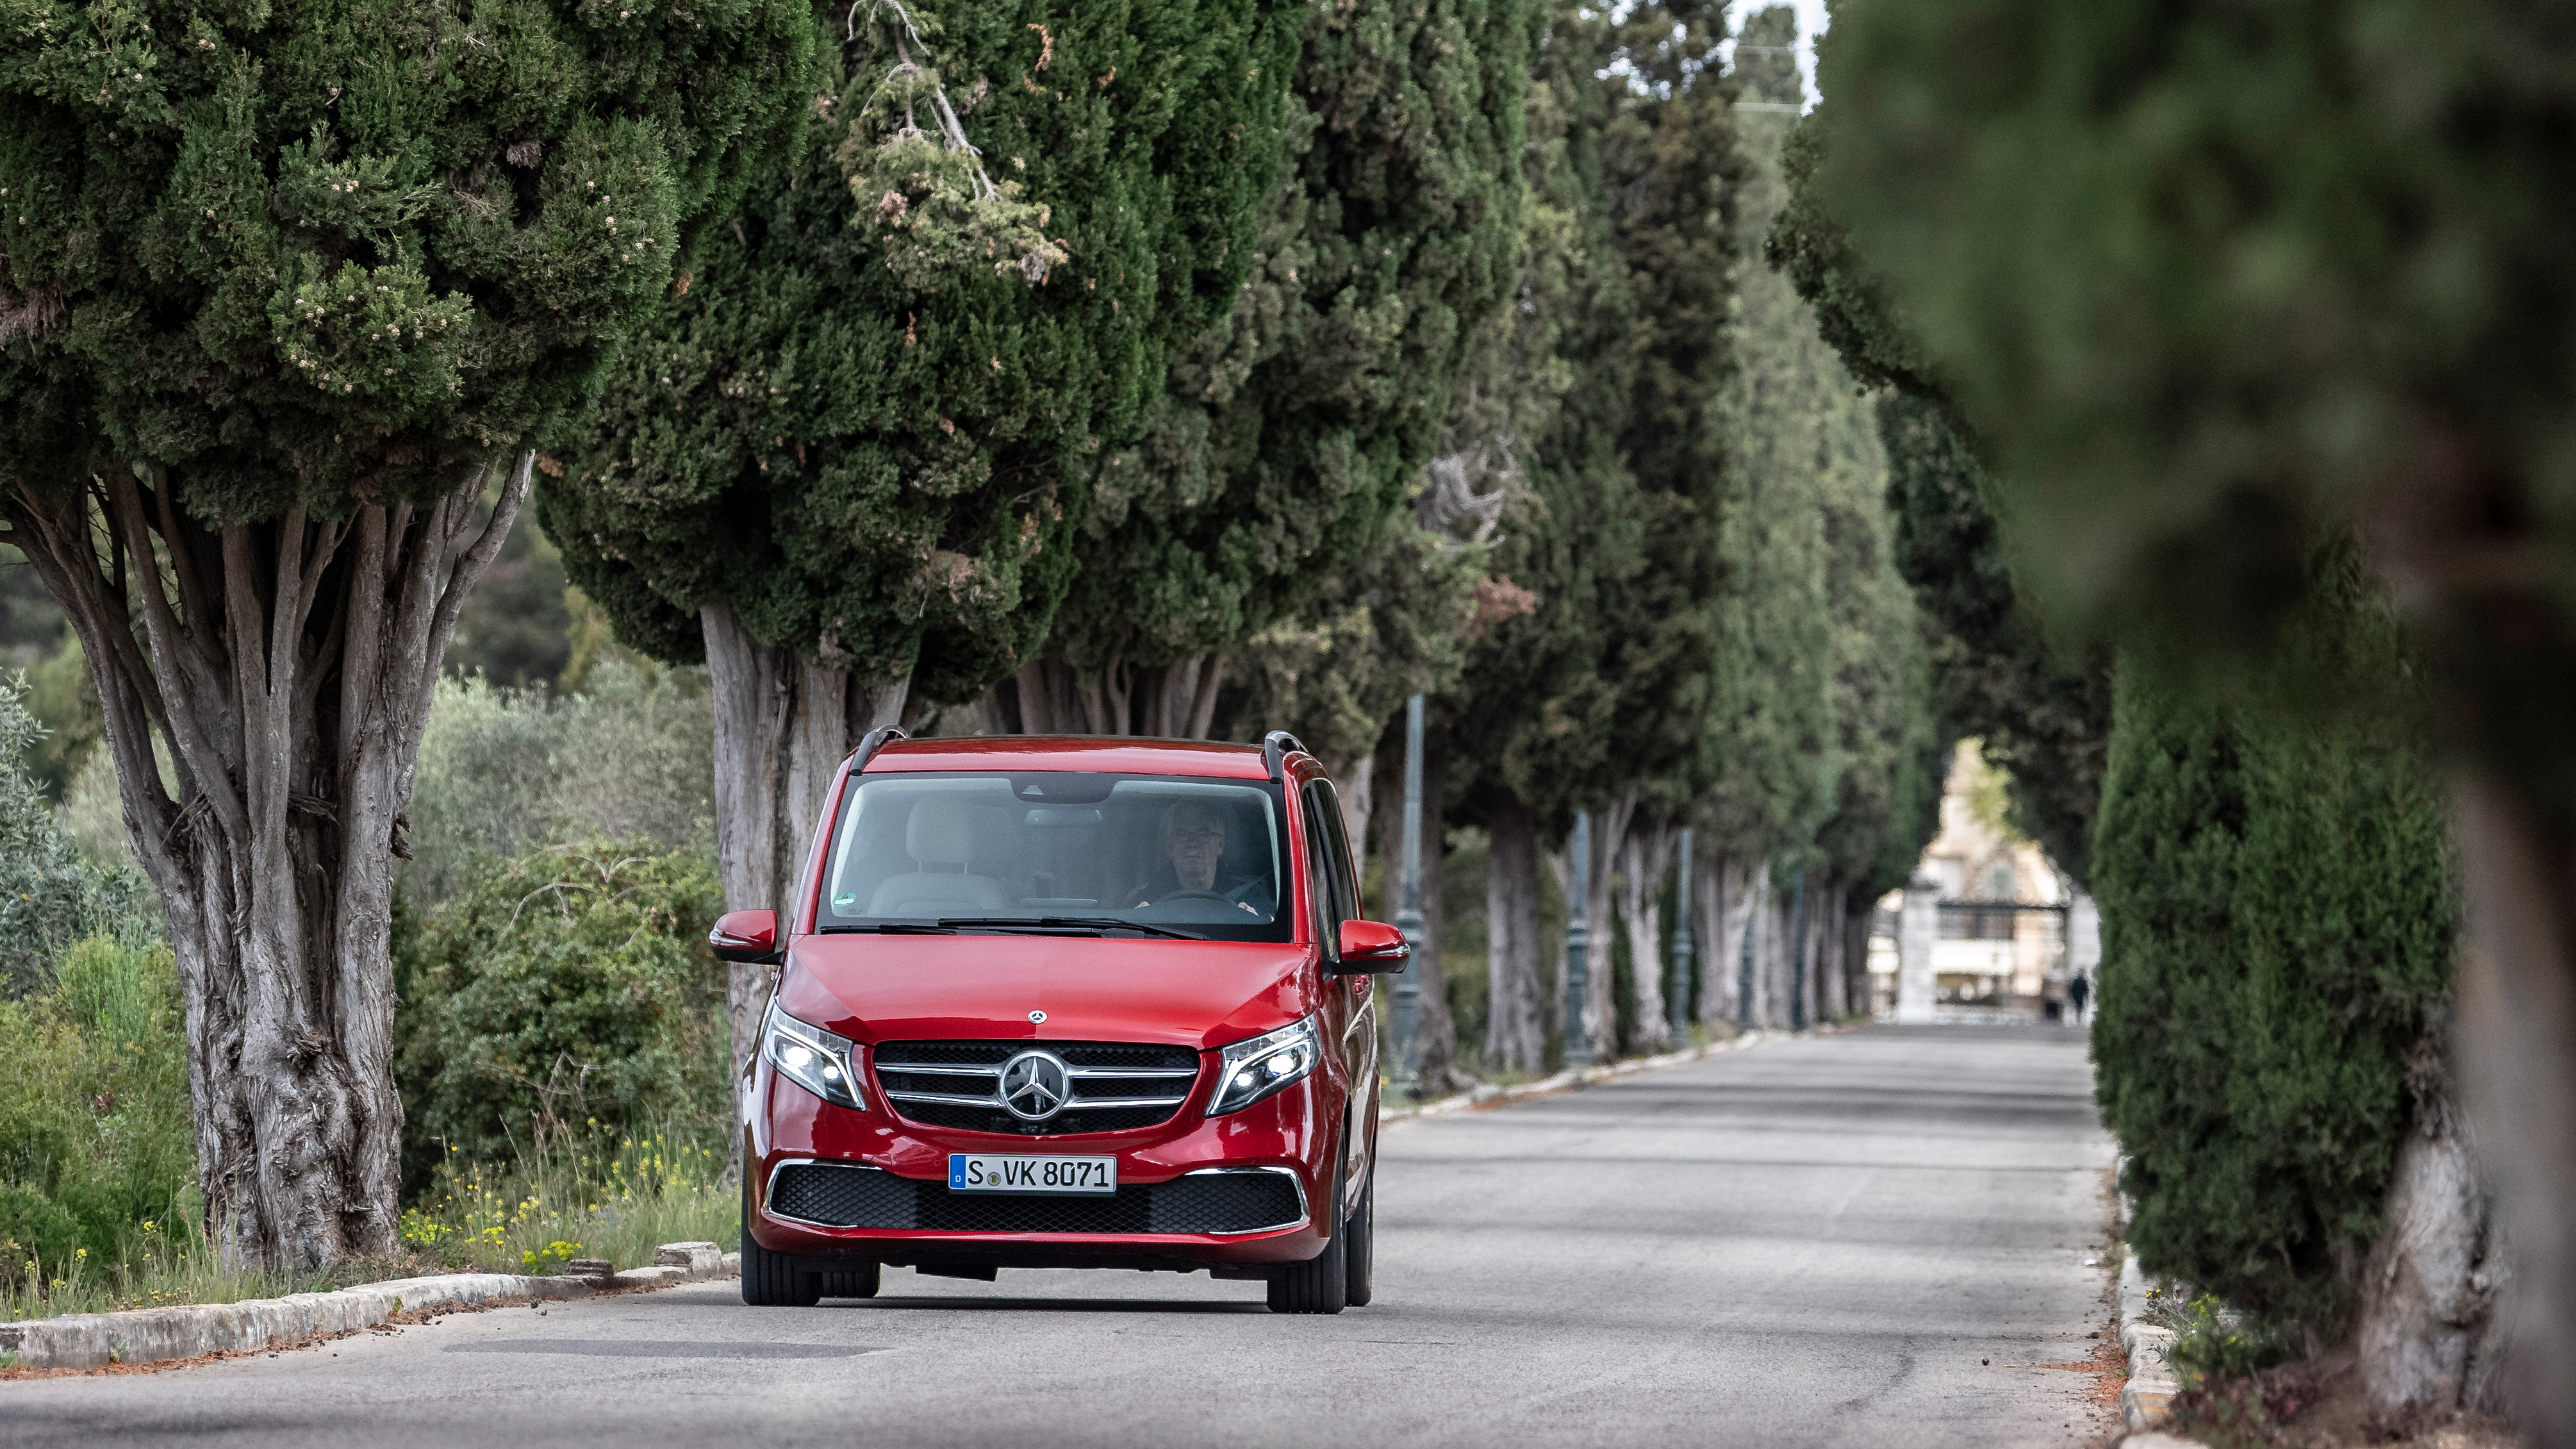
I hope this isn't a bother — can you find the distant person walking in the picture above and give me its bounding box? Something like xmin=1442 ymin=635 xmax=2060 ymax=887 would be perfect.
xmin=2067 ymin=972 xmax=2090 ymax=1025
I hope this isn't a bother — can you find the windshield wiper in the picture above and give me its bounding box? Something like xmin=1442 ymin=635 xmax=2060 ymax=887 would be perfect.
xmin=935 ymin=916 xmax=1202 ymax=941
xmin=823 ymin=922 xmax=957 ymax=934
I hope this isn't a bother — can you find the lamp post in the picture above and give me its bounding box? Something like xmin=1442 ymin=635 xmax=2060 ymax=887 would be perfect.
xmin=1670 ymin=827 xmax=1694 ymax=1039
xmin=1392 ymin=693 xmax=1426 ymax=1098
xmin=1565 ymin=810 xmax=1592 ymax=1068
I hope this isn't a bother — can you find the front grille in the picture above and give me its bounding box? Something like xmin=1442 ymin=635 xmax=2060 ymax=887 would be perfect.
xmin=873 ymin=1040 xmax=1200 ymax=1137
xmin=766 ymin=1163 xmax=1305 ymax=1236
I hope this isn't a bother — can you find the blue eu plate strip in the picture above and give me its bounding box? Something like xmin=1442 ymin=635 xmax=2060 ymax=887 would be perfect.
xmin=947 ymin=1155 xmax=965 ymax=1190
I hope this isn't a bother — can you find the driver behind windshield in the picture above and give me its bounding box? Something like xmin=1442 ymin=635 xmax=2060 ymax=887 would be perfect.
xmin=1124 ymin=800 xmax=1275 ymax=919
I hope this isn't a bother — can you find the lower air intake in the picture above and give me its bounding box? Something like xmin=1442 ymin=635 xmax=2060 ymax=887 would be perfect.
xmin=766 ymin=1163 xmax=1304 ymax=1236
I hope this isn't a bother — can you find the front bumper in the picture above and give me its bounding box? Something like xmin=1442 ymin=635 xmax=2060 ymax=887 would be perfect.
xmin=743 ymin=1049 xmax=1340 ymax=1271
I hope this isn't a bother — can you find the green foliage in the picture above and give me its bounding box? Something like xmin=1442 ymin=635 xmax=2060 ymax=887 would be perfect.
xmin=0 ymin=546 xmax=62 ymax=669
xmin=396 ymin=843 xmax=729 ymax=1187
xmin=2166 ymin=1293 xmax=2299 ymax=1389
xmin=448 ymin=509 xmax=577 ymax=692
xmin=549 ymin=0 xmax=1299 ymax=702
xmin=0 ymin=937 xmax=195 ymax=1302
xmin=1221 ymin=517 xmax=1481 ymax=772
xmin=1791 ymin=0 xmax=2576 ymax=784
xmin=1766 ymin=31 xmax=2110 ymax=883
xmin=0 ymin=674 xmax=152 ymax=997
xmin=0 ymin=0 xmax=815 ymax=511
xmin=398 ymin=1128 xmax=734 ymax=1277
xmin=2093 ymin=577 xmax=2453 ymax=1332
xmin=1044 ymin=0 xmax=1537 ymax=681
xmin=1441 ymin=0 xmax=1740 ymax=832
xmin=404 ymin=661 xmax=714 ymax=909
xmin=1696 ymin=12 xmax=1849 ymax=866
xmin=1874 ymin=393 xmax=2108 ymax=881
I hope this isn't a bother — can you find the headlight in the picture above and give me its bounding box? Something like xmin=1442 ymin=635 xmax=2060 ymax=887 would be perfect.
xmin=763 ymin=1003 xmax=865 ymax=1111
xmin=1207 ymin=1016 xmax=1320 ymax=1116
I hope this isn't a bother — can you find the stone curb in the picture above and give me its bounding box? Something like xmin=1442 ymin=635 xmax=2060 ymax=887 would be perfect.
xmin=1378 ymin=1025 xmax=1852 ymax=1124
xmin=2117 ymin=1252 xmax=2184 ymax=1432
xmin=0 ymin=1241 xmax=741 ymax=1371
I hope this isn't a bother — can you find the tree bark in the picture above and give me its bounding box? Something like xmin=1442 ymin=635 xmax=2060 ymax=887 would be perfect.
xmin=1616 ymin=822 xmax=1676 ymax=1054
xmin=1815 ymin=879 xmax=1851 ymax=1022
xmin=1009 ymin=651 xmax=1222 ymax=738
xmin=3 ymin=455 xmax=529 ymax=1268
xmin=2450 ymin=774 xmax=2572 ymax=1436
xmin=1335 ymin=753 xmax=1374 ymax=874
xmin=1484 ymin=793 xmax=1546 ymax=1075
xmin=2357 ymin=1099 xmax=2507 ymax=1420
xmin=1696 ymin=853 xmax=1758 ymax=1029
xmin=700 ymin=600 xmax=910 ymax=1082
xmin=1572 ymin=791 xmax=1636 ymax=1062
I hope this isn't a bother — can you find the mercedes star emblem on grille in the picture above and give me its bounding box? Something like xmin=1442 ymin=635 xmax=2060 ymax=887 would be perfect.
xmin=999 ymin=1050 xmax=1072 ymax=1122
xmin=1028 ymin=1009 xmax=1047 ymax=1024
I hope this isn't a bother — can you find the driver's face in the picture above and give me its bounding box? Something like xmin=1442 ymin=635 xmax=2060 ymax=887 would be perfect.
xmin=1169 ymin=812 xmax=1226 ymax=890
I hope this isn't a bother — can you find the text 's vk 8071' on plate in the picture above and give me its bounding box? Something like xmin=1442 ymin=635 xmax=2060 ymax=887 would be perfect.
xmin=946 ymin=1154 xmax=1118 ymax=1194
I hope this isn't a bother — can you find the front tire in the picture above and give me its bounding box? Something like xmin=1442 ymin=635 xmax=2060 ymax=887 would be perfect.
xmin=740 ymin=1179 xmax=821 ymax=1307
xmin=1267 ymin=1156 xmax=1350 ymax=1314
xmin=1343 ymin=1161 xmax=1375 ymax=1307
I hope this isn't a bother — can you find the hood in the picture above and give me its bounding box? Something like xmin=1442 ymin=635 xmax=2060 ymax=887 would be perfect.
xmin=773 ymin=931 xmax=1317 ymax=1050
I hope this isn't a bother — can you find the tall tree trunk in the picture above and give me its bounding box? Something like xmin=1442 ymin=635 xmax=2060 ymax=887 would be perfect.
xmin=1842 ymin=898 xmax=1876 ymax=1017
xmin=1336 ymin=753 xmax=1374 ymax=872
xmin=700 ymin=600 xmax=909 ymax=1082
xmin=1009 ymin=651 xmax=1223 ymax=738
xmin=1569 ymin=791 xmax=1637 ymax=1062
xmin=1753 ymin=881 xmax=1792 ymax=1029
xmin=1696 ymin=853 xmax=1758 ymax=1029
xmin=2451 ymin=775 xmax=2574 ymax=1436
xmin=1616 ymin=822 xmax=1676 ymax=1054
xmin=1815 ymin=879 xmax=1851 ymax=1022
xmin=2357 ymin=1095 xmax=2507 ymax=1419
xmin=4 ymin=455 xmax=529 ymax=1268
xmin=1484 ymin=794 xmax=1546 ymax=1075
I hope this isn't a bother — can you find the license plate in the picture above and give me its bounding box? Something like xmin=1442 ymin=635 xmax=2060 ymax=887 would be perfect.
xmin=946 ymin=1154 xmax=1118 ymax=1195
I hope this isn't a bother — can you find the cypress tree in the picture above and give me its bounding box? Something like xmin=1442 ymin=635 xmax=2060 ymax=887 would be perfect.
xmin=1791 ymin=0 xmax=2576 ymax=1412
xmin=1438 ymin=0 xmax=1741 ymax=1070
xmin=0 ymin=0 xmax=809 ymax=1264
xmin=1767 ymin=92 xmax=2109 ymax=883
xmin=543 ymin=0 xmax=1300 ymax=1066
xmin=2093 ymin=576 xmax=2454 ymax=1339
xmin=999 ymin=0 xmax=1536 ymax=737
xmin=1689 ymin=4 xmax=1854 ymax=1032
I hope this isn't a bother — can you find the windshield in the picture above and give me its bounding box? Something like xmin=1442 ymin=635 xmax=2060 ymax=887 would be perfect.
xmin=817 ymin=772 xmax=1292 ymax=942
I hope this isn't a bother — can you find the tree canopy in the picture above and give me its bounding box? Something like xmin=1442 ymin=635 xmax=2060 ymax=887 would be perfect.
xmin=1021 ymin=0 xmax=1536 ymax=727
xmin=545 ymin=0 xmax=1300 ymax=704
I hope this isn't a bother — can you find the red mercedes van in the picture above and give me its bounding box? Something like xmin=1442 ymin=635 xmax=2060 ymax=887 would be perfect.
xmin=711 ymin=730 xmax=1407 ymax=1314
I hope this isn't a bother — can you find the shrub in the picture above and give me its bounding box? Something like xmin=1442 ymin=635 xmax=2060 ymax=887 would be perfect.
xmin=2092 ymin=587 xmax=2452 ymax=1334
xmin=396 ymin=843 xmax=729 ymax=1189
xmin=0 ymin=937 xmax=195 ymax=1298
xmin=0 ymin=676 xmax=156 ymax=997
xmin=403 ymin=661 xmax=714 ymax=910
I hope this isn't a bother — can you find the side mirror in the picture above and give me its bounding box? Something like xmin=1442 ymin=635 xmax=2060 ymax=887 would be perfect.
xmin=709 ymin=909 xmax=783 ymax=965
xmin=1334 ymin=920 xmax=1410 ymax=975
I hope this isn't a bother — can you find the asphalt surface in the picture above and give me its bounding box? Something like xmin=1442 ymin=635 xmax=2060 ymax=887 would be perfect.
xmin=0 ymin=1024 xmax=2120 ymax=1448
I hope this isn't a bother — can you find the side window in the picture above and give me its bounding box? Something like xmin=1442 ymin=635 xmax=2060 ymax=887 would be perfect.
xmin=1301 ymin=780 xmax=1359 ymax=947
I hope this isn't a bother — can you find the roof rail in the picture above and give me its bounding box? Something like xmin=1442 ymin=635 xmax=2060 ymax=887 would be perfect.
xmin=1262 ymin=730 xmax=1307 ymax=782
xmin=851 ymin=725 xmax=907 ymax=774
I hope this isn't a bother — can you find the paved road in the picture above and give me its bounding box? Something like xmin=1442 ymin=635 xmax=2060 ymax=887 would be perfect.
xmin=1 ymin=1025 xmax=2118 ymax=1448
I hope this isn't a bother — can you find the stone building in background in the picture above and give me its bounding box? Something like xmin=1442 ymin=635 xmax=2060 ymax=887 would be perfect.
xmin=1869 ymin=741 xmax=2079 ymax=1018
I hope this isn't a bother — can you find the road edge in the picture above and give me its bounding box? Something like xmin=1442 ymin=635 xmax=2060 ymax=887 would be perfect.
xmin=1378 ymin=1023 xmax=1854 ymax=1125
xmin=0 ymin=1243 xmax=743 ymax=1372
